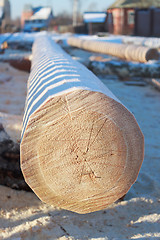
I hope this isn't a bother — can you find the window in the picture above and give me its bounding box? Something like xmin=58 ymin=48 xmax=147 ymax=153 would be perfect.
xmin=128 ymin=10 xmax=135 ymax=24
xmin=108 ymin=13 xmax=113 ymax=24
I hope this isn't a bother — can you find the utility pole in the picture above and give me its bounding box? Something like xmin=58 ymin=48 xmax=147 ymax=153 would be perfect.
xmin=72 ymin=0 xmax=78 ymax=26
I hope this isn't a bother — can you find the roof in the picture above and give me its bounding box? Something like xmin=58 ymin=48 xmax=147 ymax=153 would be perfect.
xmin=83 ymin=12 xmax=107 ymax=23
xmin=108 ymin=0 xmax=160 ymax=9
xmin=33 ymin=7 xmax=43 ymax=13
xmin=31 ymin=7 xmax=52 ymax=20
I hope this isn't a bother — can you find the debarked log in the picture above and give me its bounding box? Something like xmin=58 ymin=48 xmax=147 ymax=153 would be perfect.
xmin=0 ymin=112 xmax=30 ymax=190
xmin=20 ymin=36 xmax=144 ymax=214
xmin=67 ymin=37 xmax=159 ymax=63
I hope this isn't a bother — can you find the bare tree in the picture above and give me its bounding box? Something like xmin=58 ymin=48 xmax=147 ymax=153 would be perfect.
xmin=52 ymin=11 xmax=72 ymax=26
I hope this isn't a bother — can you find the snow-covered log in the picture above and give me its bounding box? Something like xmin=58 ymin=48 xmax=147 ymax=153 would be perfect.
xmin=20 ymin=36 xmax=144 ymax=214
xmin=67 ymin=37 xmax=159 ymax=63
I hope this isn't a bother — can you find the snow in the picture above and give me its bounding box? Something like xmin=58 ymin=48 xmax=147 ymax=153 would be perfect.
xmin=0 ymin=62 xmax=28 ymax=115
xmin=22 ymin=35 xmax=121 ymax=140
xmin=88 ymin=58 xmax=160 ymax=79
xmin=74 ymin=34 xmax=123 ymax=44
xmin=30 ymin=7 xmax=52 ymax=20
xmin=83 ymin=12 xmax=107 ymax=23
xmin=0 ymin=31 xmax=48 ymax=45
xmin=122 ymin=35 xmax=160 ymax=48
xmin=1 ymin=32 xmax=160 ymax=50
xmin=0 ymin=49 xmax=31 ymax=61
xmin=67 ymin=33 xmax=160 ymax=48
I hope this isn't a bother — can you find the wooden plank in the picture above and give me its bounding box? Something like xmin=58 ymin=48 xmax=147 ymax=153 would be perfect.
xmin=20 ymin=36 xmax=144 ymax=214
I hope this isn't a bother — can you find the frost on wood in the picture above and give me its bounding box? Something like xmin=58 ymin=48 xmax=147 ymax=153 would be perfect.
xmin=20 ymin=36 xmax=144 ymax=214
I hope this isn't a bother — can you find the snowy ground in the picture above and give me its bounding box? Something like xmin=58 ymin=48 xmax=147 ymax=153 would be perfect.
xmin=1 ymin=31 xmax=160 ymax=49
xmin=73 ymin=34 xmax=160 ymax=49
xmin=0 ymin=62 xmax=28 ymax=115
xmin=0 ymin=33 xmax=160 ymax=239
xmin=0 ymin=64 xmax=160 ymax=240
xmin=1 ymin=32 xmax=160 ymax=81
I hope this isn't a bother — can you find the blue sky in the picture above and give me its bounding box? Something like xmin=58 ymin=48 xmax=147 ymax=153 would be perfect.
xmin=10 ymin=0 xmax=115 ymax=19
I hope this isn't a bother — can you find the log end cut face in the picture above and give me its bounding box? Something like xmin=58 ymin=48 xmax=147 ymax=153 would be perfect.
xmin=145 ymin=48 xmax=159 ymax=61
xmin=20 ymin=90 xmax=144 ymax=214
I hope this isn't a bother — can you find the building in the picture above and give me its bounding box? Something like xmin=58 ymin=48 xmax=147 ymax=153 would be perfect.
xmin=0 ymin=0 xmax=11 ymax=30
xmin=21 ymin=4 xmax=33 ymax=28
xmin=83 ymin=12 xmax=107 ymax=34
xmin=21 ymin=5 xmax=54 ymax=32
xmin=107 ymin=0 xmax=160 ymax=36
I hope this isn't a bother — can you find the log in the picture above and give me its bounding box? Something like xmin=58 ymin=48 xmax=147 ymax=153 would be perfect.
xmin=0 ymin=112 xmax=30 ymax=190
xmin=6 ymin=57 xmax=31 ymax=72
xmin=20 ymin=36 xmax=144 ymax=214
xmin=67 ymin=37 xmax=159 ymax=63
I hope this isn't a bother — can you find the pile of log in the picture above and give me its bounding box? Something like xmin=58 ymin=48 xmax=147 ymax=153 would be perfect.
xmin=20 ymin=36 xmax=144 ymax=214
xmin=67 ymin=37 xmax=159 ymax=63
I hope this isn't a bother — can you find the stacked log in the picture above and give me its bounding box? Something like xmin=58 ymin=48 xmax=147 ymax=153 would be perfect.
xmin=20 ymin=36 xmax=144 ymax=214
xmin=67 ymin=37 xmax=159 ymax=63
